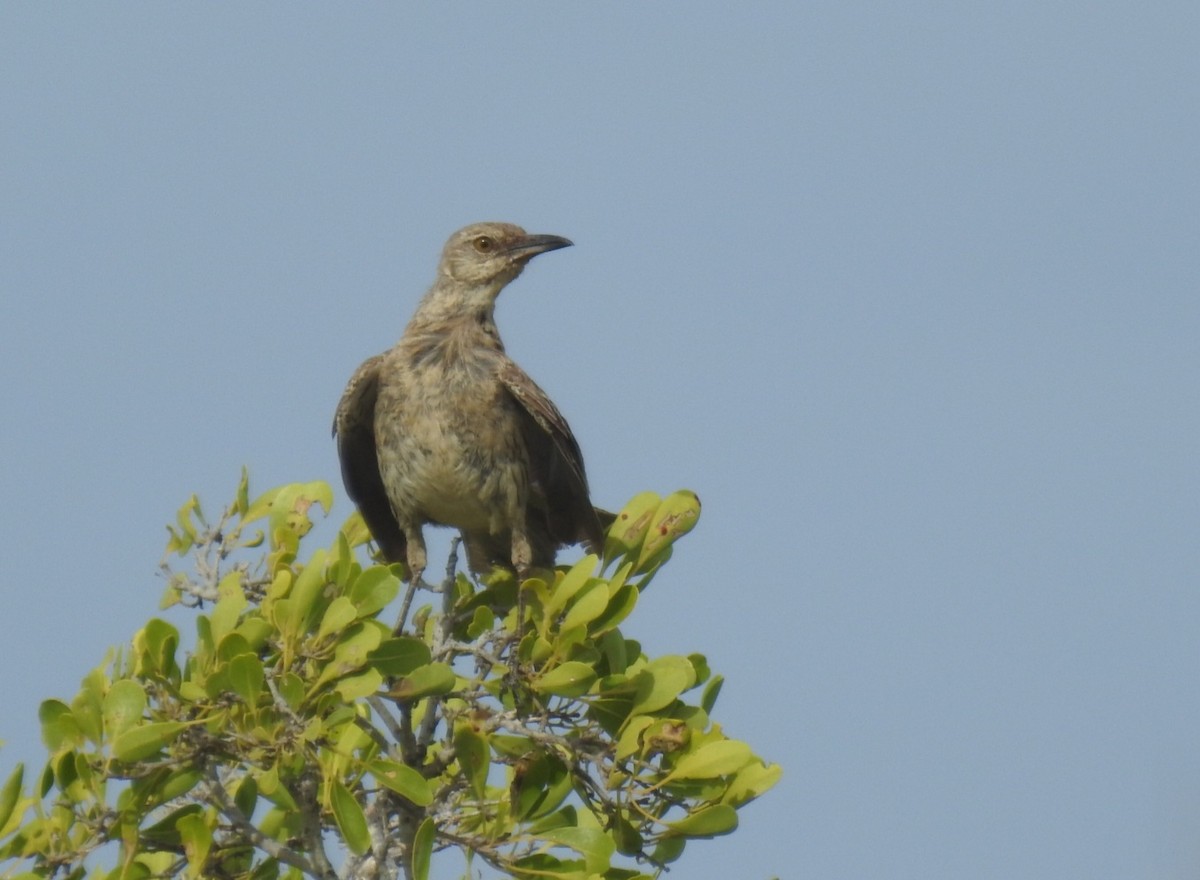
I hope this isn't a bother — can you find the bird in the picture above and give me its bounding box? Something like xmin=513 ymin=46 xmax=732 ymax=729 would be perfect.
xmin=333 ymin=221 xmax=610 ymax=594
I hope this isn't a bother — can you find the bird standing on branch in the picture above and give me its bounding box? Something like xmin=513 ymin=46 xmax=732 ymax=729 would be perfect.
xmin=334 ymin=222 xmax=609 ymax=593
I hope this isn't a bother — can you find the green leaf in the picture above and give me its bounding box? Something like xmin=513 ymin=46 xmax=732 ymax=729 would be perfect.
xmin=177 ymin=810 xmax=213 ymax=878
xmin=112 ymin=721 xmax=186 ymax=763
xmin=247 ymin=480 xmax=333 ymax=538
xmin=603 ymin=491 xmax=661 ymax=563
xmin=141 ymin=803 xmax=202 ymax=847
xmin=532 ymin=661 xmax=597 ymax=698
xmin=635 ymin=490 xmax=701 ymax=571
xmin=560 ymin=579 xmax=609 ymax=631
xmin=311 ymin=622 xmax=384 ymax=692
xmin=700 ymin=674 xmax=724 ymax=714
xmin=387 ymin=662 xmax=456 ymax=701
xmin=216 ymin=632 xmax=253 ymax=663
xmin=235 ymin=616 xmax=273 ymax=652
xmin=281 ymin=548 xmax=329 ymax=637
xmin=317 ymin=596 xmax=358 ymax=640
xmin=544 ymin=555 xmax=598 ymax=619
xmin=331 ymin=780 xmax=370 ymax=855
xmin=227 ymin=654 xmax=265 ymax=705
xmin=71 ymin=668 xmax=105 ymax=744
xmin=630 ymin=655 xmax=696 ymax=716
xmin=348 ymin=566 xmax=401 ymax=617
xmin=651 ymin=836 xmax=686 ymax=864
xmin=515 ymin=756 xmax=573 ymax=821
xmin=722 ymin=760 xmax=783 ymax=805
xmin=167 ymin=493 xmax=202 ymax=555
xmin=235 ymin=777 xmax=259 ymax=816
xmin=335 ymin=668 xmax=384 ymax=701
xmin=454 ymin=726 xmax=489 ymax=800
xmin=101 ymin=677 xmax=147 ymax=739
xmin=367 ymin=637 xmax=432 ymax=676
xmin=276 ymin=672 xmax=305 ymax=709
xmin=611 ymin=813 xmax=644 ymax=856
xmin=133 ymin=618 xmax=180 ymax=680
xmin=589 ymin=583 xmax=638 ymax=635
xmin=615 ymin=716 xmax=654 ymax=760
xmin=210 ymin=572 xmax=247 ymax=643
xmin=39 ymin=700 xmax=82 ymax=753
xmin=541 ymin=826 xmax=616 ymax=874
xmin=599 ymin=629 xmax=629 ymax=675
xmin=467 ymin=605 xmax=495 ymax=638
xmin=369 ymin=759 xmax=433 ymax=807
xmin=234 ymin=466 xmax=251 ymax=514
xmin=666 ymin=740 xmax=753 ymax=780
xmin=411 ymin=817 xmax=434 ymax=880
xmin=664 ymin=803 xmax=738 ymax=839
xmin=0 ymin=763 xmax=23 ymax=831
xmin=159 ymin=767 xmax=203 ymax=802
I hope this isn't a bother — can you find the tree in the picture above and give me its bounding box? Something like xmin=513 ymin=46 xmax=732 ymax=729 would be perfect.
xmin=0 ymin=472 xmax=779 ymax=879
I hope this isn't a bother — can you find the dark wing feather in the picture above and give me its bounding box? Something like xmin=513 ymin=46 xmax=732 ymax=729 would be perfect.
xmin=496 ymin=360 xmax=605 ymax=553
xmin=333 ymin=355 xmax=407 ymax=563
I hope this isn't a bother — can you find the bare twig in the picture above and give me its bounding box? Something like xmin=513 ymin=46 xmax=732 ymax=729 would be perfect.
xmin=203 ymin=766 xmax=328 ymax=878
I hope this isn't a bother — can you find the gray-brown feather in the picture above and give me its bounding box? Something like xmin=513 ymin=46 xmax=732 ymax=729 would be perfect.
xmin=332 ymin=222 xmax=607 ymax=581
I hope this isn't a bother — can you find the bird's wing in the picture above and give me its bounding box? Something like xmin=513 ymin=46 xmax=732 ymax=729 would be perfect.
xmin=333 ymin=354 xmax=407 ymax=563
xmin=496 ymin=359 xmax=605 ymax=551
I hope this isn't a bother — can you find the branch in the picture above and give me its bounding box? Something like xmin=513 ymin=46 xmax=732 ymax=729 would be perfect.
xmin=295 ymin=769 xmax=339 ymax=880
xmin=203 ymin=766 xmax=327 ymax=878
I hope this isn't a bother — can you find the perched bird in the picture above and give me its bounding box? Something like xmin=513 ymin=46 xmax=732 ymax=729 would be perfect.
xmin=334 ymin=222 xmax=609 ymax=590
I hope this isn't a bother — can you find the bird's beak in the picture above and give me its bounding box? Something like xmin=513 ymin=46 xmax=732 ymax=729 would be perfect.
xmin=505 ymin=233 xmax=574 ymax=260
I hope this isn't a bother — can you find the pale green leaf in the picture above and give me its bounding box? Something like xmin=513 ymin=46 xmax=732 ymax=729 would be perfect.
xmin=0 ymin=763 xmax=23 ymax=831
xmin=545 ymin=555 xmax=599 ymax=619
xmin=541 ymin=826 xmax=616 ymax=874
xmin=722 ymin=760 xmax=783 ymax=805
xmin=664 ymin=803 xmax=738 ymax=839
xmin=666 ymin=740 xmax=753 ymax=780
xmin=603 ymin=491 xmax=661 ymax=563
xmin=112 ymin=722 xmax=186 ymax=763
xmin=701 ymin=674 xmax=724 ymax=714
xmin=101 ymin=680 xmax=146 ymax=739
xmin=454 ymin=726 xmax=489 ymax=800
xmin=589 ymin=583 xmax=638 ymax=634
xmin=209 ymin=572 xmax=247 ymax=643
xmin=349 ymin=566 xmax=401 ymax=617
xmin=532 ymin=661 xmax=597 ymax=698
xmin=335 ymin=668 xmax=384 ymax=701
xmin=317 ymin=596 xmax=358 ymax=640
xmin=227 ymin=653 xmax=265 ymax=705
xmin=331 ymin=779 xmax=370 ymax=855
xmin=281 ymin=548 xmax=328 ymax=636
xmin=635 ymin=490 xmax=701 ymax=570
xmin=370 ymin=759 xmax=434 ymax=806
xmin=630 ymin=655 xmax=695 ymax=716
xmin=311 ymin=623 xmax=384 ymax=691
xmin=177 ymin=810 xmax=213 ymax=878
xmin=411 ymin=817 xmax=434 ymax=880
xmin=368 ymin=637 xmax=432 ymax=676
xmin=560 ymin=579 xmax=609 ymax=631
xmin=387 ymin=662 xmax=456 ymax=701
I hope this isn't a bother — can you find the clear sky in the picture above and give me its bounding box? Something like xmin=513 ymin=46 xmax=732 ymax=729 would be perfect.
xmin=2 ymin=4 xmax=1197 ymax=879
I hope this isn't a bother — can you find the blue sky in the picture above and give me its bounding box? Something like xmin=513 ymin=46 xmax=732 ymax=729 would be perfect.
xmin=2 ymin=4 xmax=1198 ymax=878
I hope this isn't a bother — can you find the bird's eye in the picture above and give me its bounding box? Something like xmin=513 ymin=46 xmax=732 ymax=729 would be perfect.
xmin=473 ymin=236 xmax=494 ymax=253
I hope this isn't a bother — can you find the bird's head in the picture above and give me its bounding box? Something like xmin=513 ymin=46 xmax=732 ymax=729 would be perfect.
xmin=438 ymin=222 xmax=573 ymax=290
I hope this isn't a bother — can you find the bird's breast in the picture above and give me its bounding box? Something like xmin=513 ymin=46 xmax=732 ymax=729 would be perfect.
xmin=374 ymin=355 xmax=529 ymax=533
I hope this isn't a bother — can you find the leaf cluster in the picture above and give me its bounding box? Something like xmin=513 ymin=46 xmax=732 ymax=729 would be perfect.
xmin=0 ymin=473 xmax=778 ymax=880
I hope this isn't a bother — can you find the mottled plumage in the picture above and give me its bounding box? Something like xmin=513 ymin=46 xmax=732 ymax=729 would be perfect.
xmin=334 ymin=222 xmax=608 ymax=588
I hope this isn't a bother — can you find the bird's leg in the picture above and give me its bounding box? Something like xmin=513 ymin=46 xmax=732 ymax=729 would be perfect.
xmin=511 ymin=526 xmax=533 ymax=636
xmin=393 ymin=527 xmax=427 ymax=635
xmin=405 ymin=527 xmax=427 ymax=588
